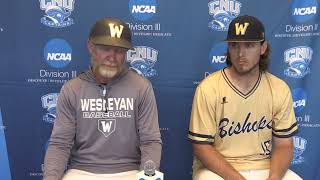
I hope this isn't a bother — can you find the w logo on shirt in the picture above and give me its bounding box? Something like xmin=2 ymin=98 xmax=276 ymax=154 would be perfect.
xmin=98 ymin=119 xmax=116 ymax=137
xmin=235 ymin=22 xmax=249 ymax=35
xmin=109 ymin=23 xmax=124 ymax=38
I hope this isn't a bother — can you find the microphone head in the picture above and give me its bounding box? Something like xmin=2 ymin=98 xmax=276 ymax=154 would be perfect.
xmin=143 ymin=160 xmax=156 ymax=176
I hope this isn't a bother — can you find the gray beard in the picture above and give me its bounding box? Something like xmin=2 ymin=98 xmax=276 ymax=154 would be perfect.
xmin=97 ymin=66 xmax=118 ymax=79
xmin=91 ymin=57 xmax=119 ymax=79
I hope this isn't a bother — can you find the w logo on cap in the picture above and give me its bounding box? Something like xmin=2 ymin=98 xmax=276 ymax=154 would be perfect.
xmin=89 ymin=18 xmax=132 ymax=49
xmin=109 ymin=23 xmax=124 ymax=38
xmin=226 ymin=15 xmax=265 ymax=42
xmin=235 ymin=22 xmax=249 ymax=35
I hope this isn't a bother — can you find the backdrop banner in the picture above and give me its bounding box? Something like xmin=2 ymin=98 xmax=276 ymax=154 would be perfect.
xmin=0 ymin=0 xmax=319 ymax=179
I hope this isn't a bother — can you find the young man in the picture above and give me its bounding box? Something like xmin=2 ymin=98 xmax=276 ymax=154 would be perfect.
xmin=188 ymin=15 xmax=302 ymax=180
xmin=43 ymin=17 xmax=162 ymax=180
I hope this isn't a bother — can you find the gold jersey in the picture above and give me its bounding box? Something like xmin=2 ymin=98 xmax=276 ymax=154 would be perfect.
xmin=188 ymin=68 xmax=298 ymax=173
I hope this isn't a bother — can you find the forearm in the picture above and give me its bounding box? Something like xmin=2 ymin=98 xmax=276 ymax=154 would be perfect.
xmin=269 ymin=144 xmax=293 ymax=180
xmin=43 ymin=142 xmax=72 ymax=180
xmin=140 ymin=141 xmax=162 ymax=170
xmin=43 ymin=122 xmax=74 ymax=179
xmin=193 ymin=144 xmax=245 ymax=180
xmin=43 ymin=84 xmax=76 ymax=180
xmin=138 ymin=83 xmax=162 ymax=169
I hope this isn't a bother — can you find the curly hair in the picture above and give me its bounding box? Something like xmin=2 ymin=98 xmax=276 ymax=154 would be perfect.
xmin=225 ymin=41 xmax=271 ymax=72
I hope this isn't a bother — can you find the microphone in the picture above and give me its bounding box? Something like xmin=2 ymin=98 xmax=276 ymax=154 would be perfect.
xmin=99 ymin=85 xmax=108 ymax=113
xmin=136 ymin=160 xmax=164 ymax=180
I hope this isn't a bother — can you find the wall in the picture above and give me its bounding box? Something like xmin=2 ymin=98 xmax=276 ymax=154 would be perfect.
xmin=0 ymin=0 xmax=319 ymax=179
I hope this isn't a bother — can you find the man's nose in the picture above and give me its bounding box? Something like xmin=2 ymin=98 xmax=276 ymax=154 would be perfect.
xmin=238 ymin=45 xmax=246 ymax=57
xmin=105 ymin=49 xmax=116 ymax=60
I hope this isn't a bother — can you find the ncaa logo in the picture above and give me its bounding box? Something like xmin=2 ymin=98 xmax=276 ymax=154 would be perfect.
xmin=41 ymin=93 xmax=59 ymax=123
xmin=208 ymin=0 xmax=241 ymax=31
xmin=292 ymin=136 xmax=307 ymax=165
xmin=126 ymin=46 xmax=158 ymax=77
xmin=98 ymin=119 xmax=116 ymax=138
xmin=209 ymin=42 xmax=227 ymax=71
xmin=43 ymin=38 xmax=72 ymax=68
xmin=291 ymin=0 xmax=318 ymax=23
xmin=129 ymin=0 xmax=157 ymax=21
xmin=284 ymin=46 xmax=313 ymax=78
xmin=39 ymin=0 xmax=75 ymax=28
xmin=292 ymin=88 xmax=307 ymax=114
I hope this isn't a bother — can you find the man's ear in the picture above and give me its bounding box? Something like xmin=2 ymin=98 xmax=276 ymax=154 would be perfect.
xmin=260 ymin=41 xmax=267 ymax=55
xmin=87 ymin=40 xmax=94 ymax=54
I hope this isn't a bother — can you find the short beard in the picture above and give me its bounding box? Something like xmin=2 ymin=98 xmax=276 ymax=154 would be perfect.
xmin=233 ymin=61 xmax=260 ymax=76
xmin=91 ymin=58 xmax=120 ymax=79
xmin=97 ymin=66 xmax=118 ymax=79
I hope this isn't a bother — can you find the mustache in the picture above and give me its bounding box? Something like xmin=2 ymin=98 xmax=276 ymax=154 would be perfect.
xmin=237 ymin=58 xmax=248 ymax=61
xmin=97 ymin=66 xmax=118 ymax=79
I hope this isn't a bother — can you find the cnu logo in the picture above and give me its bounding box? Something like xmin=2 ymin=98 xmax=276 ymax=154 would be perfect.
xmin=126 ymin=46 xmax=158 ymax=77
xmin=39 ymin=0 xmax=75 ymax=28
xmin=41 ymin=93 xmax=59 ymax=123
xmin=284 ymin=46 xmax=313 ymax=78
xmin=291 ymin=0 xmax=318 ymax=23
xmin=292 ymin=136 xmax=307 ymax=165
xmin=208 ymin=0 xmax=241 ymax=31
xmin=129 ymin=0 xmax=157 ymax=21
